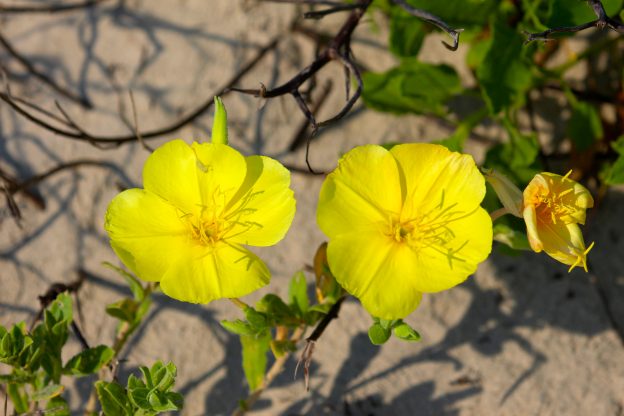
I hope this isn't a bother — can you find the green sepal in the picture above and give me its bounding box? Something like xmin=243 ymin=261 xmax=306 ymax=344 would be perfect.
xmin=211 ymin=96 xmax=228 ymax=145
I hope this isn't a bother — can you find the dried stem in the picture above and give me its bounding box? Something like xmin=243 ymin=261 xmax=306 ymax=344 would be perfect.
xmin=391 ymin=0 xmax=463 ymax=51
xmin=524 ymin=0 xmax=624 ymax=43
xmin=0 ymin=38 xmax=279 ymax=146
xmin=0 ymin=0 xmax=108 ymax=14
xmin=0 ymin=32 xmax=91 ymax=108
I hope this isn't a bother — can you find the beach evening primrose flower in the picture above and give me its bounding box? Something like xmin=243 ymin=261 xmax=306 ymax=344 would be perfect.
xmin=485 ymin=170 xmax=594 ymax=272
xmin=104 ymin=99 xmax=295 ymax=303
xmin=317 ymin=143 xmax=492 ymax=319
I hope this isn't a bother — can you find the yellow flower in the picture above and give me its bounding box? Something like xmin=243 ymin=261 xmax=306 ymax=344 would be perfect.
xmin=104 ymin=139 xmax=296 ymax=303
xmin=523 ymin=171 xmax=594 ymax=272
xmin=317 ymin=143 xmax=492 ymax=319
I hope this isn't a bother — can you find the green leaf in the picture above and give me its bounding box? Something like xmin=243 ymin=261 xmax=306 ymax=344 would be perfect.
xmin=128 ymin=387 xmax=151 ymax=410
xmin=393 ymin=322 xmax=421 ymax=342
xmin=151 ymin=361 xmax=176 ymax=392
xmin=31 ymin=383 xmax=64 ymax=401
xmin=103 ymin=262 xmax=145 ymax=300
xmin=485 ymin=120 xmax=541 ymax=184
xmin=244 ymin=307 xmax=268 ymax=330
xmin=603 ymin=154 xmax=624 ymax=185
xmin=477 ymin=19 xmax=533 ymax=114
xmin=396 ymin=0 xmax=497 ymax=27
xmin=7 ymin=383 xmax=29 ymax=413
xmin=389 ymin=9 xmax=425 ymax=57
xmin=64 ymin=345 xmax=114 ymax=376
xmin=95 ymin=381 xmax=133 ymax=416
xmin=493 ymin=222 xmax=531 ymax=251
xmin=368 ymin=323 xmax=391 ymax=345
xmin=270 ymin=339 xmax=296 ymax=358
xmin=567 ymin=101 xmax=603 ymax=151
xmin=611 ymin=135 xmax=624 ymax=154
xmin=45 ymin=396 xmax=70 ymax=416
xmin=256 ymin=294 xmax=292 ymax=323
xmin=362 ymin=61 xmax=461 ymax=115
xmin=220 ymin=319 xmax=257 ymax=336
xmin=288 ymin=272 xmax=309 ymax=316
xmin=547 ymin=0 xmax=624 ymax=27
xmin=106 ymin=299 xmax=139 ymax=323
xmin=240 ymin=331 xmax=271 ymax=392
xmin=434 ymin=106 xmax=488 ymax=151
xmin=48 ymin=293 xmax=73 ymax=324
xmin=148 ymin=390 xmax=181 ymax=412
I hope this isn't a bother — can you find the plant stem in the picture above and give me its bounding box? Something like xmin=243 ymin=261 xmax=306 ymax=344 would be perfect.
xmin=233 ymin=326 xmax=306 ymax=416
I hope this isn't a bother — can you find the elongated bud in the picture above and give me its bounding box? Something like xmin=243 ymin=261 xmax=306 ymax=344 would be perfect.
xmin=483 ymin=168 xmax=523 ymax=218
xmin=211 ymin=96 xmax=228 ymax=145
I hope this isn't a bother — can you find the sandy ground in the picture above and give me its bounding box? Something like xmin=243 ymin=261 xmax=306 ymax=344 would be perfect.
xmin=1 ymin=1 xmax=623 ymax=415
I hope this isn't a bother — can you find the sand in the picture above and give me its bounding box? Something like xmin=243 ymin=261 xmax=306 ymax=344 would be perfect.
xmin=1 ymin=1 xmax=623 ymax=415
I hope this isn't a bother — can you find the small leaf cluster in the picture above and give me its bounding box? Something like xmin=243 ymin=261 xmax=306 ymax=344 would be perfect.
xmin=104 ymin=262 xmax=152 ymax=329
xmin=368 ymin=318 xmax=421 ymax=345
xmin=95 ymin=361 xmax=183 ymax=416
xmin=221 ymin=243 xmax=344 ymax=392
xmin=0 ymin=293 xmax=113 ymax=414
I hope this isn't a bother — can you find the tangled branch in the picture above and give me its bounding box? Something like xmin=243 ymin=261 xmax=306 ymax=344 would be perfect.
xmin=524 ymin=0 xmax=624 ymax=43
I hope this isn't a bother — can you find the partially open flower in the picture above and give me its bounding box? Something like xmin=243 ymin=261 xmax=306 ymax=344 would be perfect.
xmin=523 ymin=171 xmax=594 ymax=272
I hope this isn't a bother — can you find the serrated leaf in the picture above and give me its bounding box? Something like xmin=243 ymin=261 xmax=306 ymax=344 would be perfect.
xmin=220 ymin=319 xmax=257 ymax=336
xmin=477 ymin=19 xmax=533 ymax=114
xmin=567 ymin=102 xmax=603 ymax=151
xmin=288 ymin=272 xmax=309 ymax=316
xmin=241 ymin=331 xmax=271 ymax=392
xmin=31 ymin=383 xmax=64 ymax=401
xmin=95 ymin=381 xmax=133 ymax=416
xmin=393 ymin=322 xmax=422 ymax=342
xmin=368 ymin=323 xmax=391 ymax=345
xmin=64 ymin=345 xmax=114 ymax=376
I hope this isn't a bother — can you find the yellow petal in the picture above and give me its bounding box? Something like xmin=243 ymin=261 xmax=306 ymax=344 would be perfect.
xmin=105 ymin=188 xmax=189 ymax=282
xmin=390 ymin=143 xmax=486 ymax=220
xmin=143 ymin=139 xmax=202 ymax=215
xmin=224 ymin=155 xmax=296 ymax=247
xmin=190 ymin=142 xmax=248 ymax=210
xmin=413 ymin=207 xmax=492 ymax=292
xmin=159 ymin=242 xmax=270 ymax=303
xmin=326 ymin=231 xmax=422 ymax=319
xmin=533 ymin=220 xmax=588 ymax=267
xmin=539 ymin=172 xmax=594 ymax=224
xmin=523 ymin=204 xmax=543 ymax=252
xmin=317 ymin=145 xmax=402 ymax=238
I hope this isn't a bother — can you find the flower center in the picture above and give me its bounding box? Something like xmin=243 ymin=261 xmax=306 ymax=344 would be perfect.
xmin=385 ymin=191 xmax=472 ymax=269
xmin=180 ymin=187 xmax=263 ymax=246
xmin=534 ymin=187 xmax=574 ymax=224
